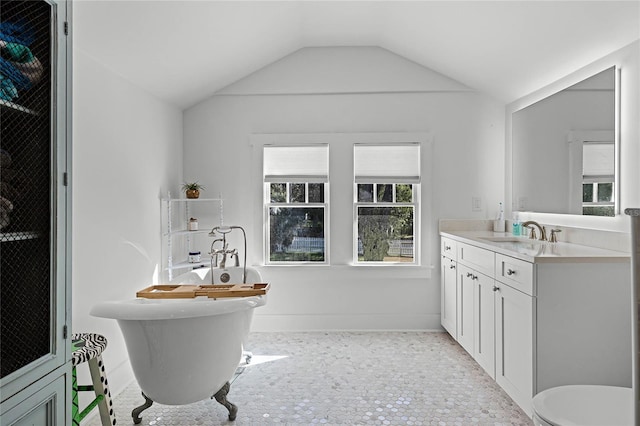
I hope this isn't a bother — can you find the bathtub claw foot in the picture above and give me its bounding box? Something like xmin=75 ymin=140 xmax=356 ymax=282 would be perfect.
xmin=213 ymin=381 xmax=238 ymax=421
xmin=132 ymin=392 xmax=154 ymax=424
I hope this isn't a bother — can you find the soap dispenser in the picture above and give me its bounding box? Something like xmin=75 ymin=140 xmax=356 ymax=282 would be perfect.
xmin=512 ymin=212 xmax=521 ymax=236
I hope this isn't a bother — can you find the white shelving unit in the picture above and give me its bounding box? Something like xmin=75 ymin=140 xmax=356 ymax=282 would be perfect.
xmin=161 ymin=196 xmax=224 ymax=281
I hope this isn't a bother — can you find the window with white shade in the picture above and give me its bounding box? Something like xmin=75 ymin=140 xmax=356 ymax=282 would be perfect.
xmin=582 ymin=141 xmax=614 ymax=216
xmin=263 ymin=145 xmax=329 ymax=263
xmin=354 ymin=143 xmax=420 ymax=264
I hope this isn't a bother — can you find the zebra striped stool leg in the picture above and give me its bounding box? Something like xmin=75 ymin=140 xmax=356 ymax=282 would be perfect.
xmin=72 ymin=366 xmax=80 ymax=426
xmin=88 ymin=354 xmax=116 ymax=426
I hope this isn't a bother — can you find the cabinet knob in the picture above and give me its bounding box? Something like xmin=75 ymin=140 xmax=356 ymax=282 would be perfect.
xmin=493 ymin=286 xmax=500 ymax=292
xmin=473 ymin=275 xmax=478 ymax=280
xmin=506 ymin=269 xmax=516 ymax=276
xmin=467 ymin=272 xmax=473 ymax=278
xmin=449 ymin=264 xmax=456 ymax=269
xmin=445 ymin=245 xmax=451 ymax=251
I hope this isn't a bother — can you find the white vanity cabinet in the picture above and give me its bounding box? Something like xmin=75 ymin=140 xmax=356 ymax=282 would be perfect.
xmin=440 ymin=237 xmax=458 ymax=338
xmin=473 ymin=269 xmax=496 ymax=379
xmin=456 ymin=242 xmax=497 ymax=379
xmin=493 ymin=253 xmax=535 ymax=410
xmin=440 ymin=231 xmax=631 ymax=417
xmin=494 ymin=275 xmax=534 ymax=412
xmin=456 ymin=264 xmax=475 ymax=354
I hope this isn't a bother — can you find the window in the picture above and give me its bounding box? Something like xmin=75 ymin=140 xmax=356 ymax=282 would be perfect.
xmin=582 ymin=142 xmax=614 ymax=216
xmin=354 ymin=144 xmax=420 ymax=264
xmin=264 ymin=145 xmax=328 ymax=263
xmin=583 ymin=180 xmax=614 ymax=216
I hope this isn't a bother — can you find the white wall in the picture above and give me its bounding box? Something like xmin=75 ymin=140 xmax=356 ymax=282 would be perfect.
xmin=507 ymin=41 xmax=640 ymax=232
xmin=184 ymin=47 xmax=506 ymax=331
xmin=72 ymin=50 xmax=183 ymax=397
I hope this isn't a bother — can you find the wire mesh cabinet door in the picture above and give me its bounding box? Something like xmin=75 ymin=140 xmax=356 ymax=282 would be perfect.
xmin=0 ymin=1 xmax=71 ymax=425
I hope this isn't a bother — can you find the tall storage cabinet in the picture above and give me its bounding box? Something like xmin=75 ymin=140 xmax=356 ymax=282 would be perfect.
xmin=0 ymin=1 xmax=72 ymax=425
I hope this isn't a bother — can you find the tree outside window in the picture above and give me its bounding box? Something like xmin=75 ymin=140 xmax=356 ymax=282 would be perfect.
xmin=267 ymin=183 xmax=327 ymax=263
xmin=356 ymin=183 xmax=416 ymax=263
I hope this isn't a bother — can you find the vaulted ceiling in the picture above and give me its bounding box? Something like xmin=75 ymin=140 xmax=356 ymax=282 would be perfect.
xmin=74 ymin=1 xmax=640 ymax=109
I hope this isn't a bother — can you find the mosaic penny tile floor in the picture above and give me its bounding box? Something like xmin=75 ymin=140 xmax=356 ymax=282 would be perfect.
xmin=86 ymin=332 xmax=532 ymax=425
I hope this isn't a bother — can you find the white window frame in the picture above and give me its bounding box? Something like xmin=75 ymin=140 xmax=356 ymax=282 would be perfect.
xmin=263 ymin=145 xmax=329 ymax=265
xmin=353 ymin=143 xmax=421 ymax=265
xmin=354 ymin=183 xmax=419 ymax=265
xmin=252 ymin=132 xmax=431 ymax=273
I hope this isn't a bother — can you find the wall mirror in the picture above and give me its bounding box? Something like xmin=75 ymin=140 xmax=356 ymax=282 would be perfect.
xmin=512 ymin=66 xmax=618 ymax=216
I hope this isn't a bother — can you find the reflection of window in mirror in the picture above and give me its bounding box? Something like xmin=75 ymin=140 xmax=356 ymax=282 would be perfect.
xmin=567 ymin=130 xmax=615 ymax=216
xmin=513 ymin=66 xmax=617 ymax=216
xmin=582 ymin=141 xmax=614 ymax=216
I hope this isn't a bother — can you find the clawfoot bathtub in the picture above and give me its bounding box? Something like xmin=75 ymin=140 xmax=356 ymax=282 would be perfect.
xmin=90 ymin=267 xmax=266 ymax=423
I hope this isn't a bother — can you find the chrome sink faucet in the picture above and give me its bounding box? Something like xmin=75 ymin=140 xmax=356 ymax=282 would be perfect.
xmin=522 ymin=220 xmax=547 ymax=241
xmin=548 ymin=228 xmax=562 ymax=243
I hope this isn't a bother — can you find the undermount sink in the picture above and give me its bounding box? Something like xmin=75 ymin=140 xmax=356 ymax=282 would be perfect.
xmin=477 ymin=235 xmax=554 ymax=256
xmin=479 ymin=236 xmax=530 ymax=243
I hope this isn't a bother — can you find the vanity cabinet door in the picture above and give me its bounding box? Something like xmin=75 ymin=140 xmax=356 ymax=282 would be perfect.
xmin=441 ymin=255 xmax=457 ymax=338
xmin=474 ymin=273 xmax=495 ymax=379
xmin=495 ymin=282 xmax=534 ymax=413
xmin=457 ymin=264 xmax=475 ymax=355
xmin=441 ymin=237 xmax=457 ymax=261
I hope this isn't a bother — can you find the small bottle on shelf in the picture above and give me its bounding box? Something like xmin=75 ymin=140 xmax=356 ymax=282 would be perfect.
xmin=493 ymin=202 xmax=505 ymax=232
xmin=188 ymin=251 xmax=201 ymax=263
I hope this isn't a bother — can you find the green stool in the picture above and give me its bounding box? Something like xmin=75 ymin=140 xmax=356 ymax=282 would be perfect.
xmin=72 ymin=333 xmax=116 ymax=426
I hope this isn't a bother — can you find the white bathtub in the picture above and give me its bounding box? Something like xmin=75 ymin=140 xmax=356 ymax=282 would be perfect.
xmin=90 ymin=266 xmax=265 ymax=421
xmin=171 ymin=265 xmax=261 ymax=285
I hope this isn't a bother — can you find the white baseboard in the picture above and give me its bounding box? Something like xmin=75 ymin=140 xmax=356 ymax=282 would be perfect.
xmin=251 ymin=313 xmax=443 ymax=332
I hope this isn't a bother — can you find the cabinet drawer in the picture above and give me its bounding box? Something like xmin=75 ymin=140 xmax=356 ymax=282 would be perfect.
xmin=458 ymin=243 xmax=494 ymax=277
xmin=441 ymin=237 xmax=457 ymax=260
xmin=495 ymin=254 xmax=534 ymax=296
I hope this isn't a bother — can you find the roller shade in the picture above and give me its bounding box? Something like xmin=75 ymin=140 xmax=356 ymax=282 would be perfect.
xmin=583 ymin=142 xmax=614 ymax=177
xmin=264 ymin=145 xmax=329 ymax=182
xmin=354 ymin=143 xmax=421 ymax=183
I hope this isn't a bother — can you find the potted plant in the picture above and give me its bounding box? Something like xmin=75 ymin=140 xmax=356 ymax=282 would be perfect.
xmin=182 ymin=182 xmax=205 ymax=199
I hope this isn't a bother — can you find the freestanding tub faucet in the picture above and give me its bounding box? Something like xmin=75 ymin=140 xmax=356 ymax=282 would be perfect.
xmin=209 ymin=225 xmax=248 ymax=283
xmin=209 ymin=238 xmax=224 ymax=268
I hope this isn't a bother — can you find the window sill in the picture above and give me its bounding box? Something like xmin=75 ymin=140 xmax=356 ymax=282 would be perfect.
xmin=253 ymin=263 xmax=434 ymax=279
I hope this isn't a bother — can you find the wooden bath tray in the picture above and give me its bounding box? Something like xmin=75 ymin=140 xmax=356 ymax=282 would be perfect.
xmin=136 ymin=283 xmax=270 ymax=299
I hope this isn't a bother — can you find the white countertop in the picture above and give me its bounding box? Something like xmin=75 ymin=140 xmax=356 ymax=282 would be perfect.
xmin=440 ymin=230 xmax=630 ymax=263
